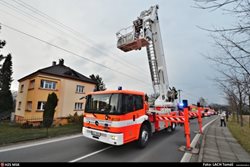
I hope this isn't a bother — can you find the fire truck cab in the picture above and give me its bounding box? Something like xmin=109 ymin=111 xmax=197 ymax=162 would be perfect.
xmin=83 ymin=89 xmax=152 ymax=147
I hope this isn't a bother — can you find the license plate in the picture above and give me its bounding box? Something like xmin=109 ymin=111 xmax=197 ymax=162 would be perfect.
xmin=91 ymin=131 xmax=101 ymax=137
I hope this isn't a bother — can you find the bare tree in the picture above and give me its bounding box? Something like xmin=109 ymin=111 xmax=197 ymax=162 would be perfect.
xmin=216 ymin=68 xmax=247 ymax=126
xmin=215 ymin=75 xmax=240 ymax=123
xmin=198 ymin=97 xmax=207 ymax=107
xmin=195 ymin=0 xmax=250 ymax=126
xmin=194 ymin=0 xmax=250 ymax=74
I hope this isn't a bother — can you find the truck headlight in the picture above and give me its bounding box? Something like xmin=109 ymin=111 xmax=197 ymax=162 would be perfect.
xmin=111 ymin=135 xmax=117 ymax=140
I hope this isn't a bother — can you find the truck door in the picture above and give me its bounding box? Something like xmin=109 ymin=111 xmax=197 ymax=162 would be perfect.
xmin=122 ymin=94 xmax=144 ymax=142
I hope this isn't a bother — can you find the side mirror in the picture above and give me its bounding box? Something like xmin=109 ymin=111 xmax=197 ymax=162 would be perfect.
xmin=79 ymin=96 xmax=86 ymax=100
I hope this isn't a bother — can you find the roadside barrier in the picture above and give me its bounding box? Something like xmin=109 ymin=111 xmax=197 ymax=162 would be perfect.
xmin=198 ymin=107 xmax=203 ymax=134
xmin=158 ymin=107 xmax=203 ymax=151
xmin=155 ymin=108 xmax=192 ymax=150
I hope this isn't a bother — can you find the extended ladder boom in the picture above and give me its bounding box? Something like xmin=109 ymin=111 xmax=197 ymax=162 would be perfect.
xmin=116 ymin=5 xmax=174 ymax=108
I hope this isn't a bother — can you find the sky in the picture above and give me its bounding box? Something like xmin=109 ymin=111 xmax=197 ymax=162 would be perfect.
xmin=0 ymin=0 xmax=236 ymax=105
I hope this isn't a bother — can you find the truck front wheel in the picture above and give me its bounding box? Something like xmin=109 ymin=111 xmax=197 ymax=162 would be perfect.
xmin=137 ymin=124 xmax=149 ymax=148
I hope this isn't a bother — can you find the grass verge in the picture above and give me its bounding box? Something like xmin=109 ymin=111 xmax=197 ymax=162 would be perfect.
xmin=0 ymin=122 xmax=82 ymax=146
xmin=227 ymin=115 xmax=250 ymax=153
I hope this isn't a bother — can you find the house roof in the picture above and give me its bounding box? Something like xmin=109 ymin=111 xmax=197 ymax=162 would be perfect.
xmin=18 ymin=60 xmax=97 ymax=84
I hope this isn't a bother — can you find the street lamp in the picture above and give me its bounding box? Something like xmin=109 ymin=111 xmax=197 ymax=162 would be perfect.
xmin=178 ymin=89 xmax=182 ymax=103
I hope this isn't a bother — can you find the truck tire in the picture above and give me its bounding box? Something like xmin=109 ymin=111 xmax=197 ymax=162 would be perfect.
xmin=137 ymin=124 xmax=149 ymax=148
xmin=171 ymin=123 xmax=176 ymax=132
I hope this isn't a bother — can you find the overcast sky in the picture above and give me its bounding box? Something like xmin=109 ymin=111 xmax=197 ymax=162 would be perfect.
xmin=0 ymin=0 xmax=236 ymax=105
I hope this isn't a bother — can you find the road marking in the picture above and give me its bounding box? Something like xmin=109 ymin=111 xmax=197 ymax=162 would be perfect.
xmin=180 ymin=117 xmax=218 ymax=162
xmin=0 ymin=134 xmax=82 ymax=153
xmin=181 ymin=152 xmax=192 ymax=162
xmin=190 ymin=133 xmax=201 ymax=148
xmin=69 ymin=146 xmax=113 ymax=162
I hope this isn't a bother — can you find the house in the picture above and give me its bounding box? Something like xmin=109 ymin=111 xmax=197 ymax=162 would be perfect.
xmin=15 ymin=59 xmax=97 ymax=125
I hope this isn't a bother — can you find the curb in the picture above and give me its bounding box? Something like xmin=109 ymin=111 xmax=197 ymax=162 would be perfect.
xmin=197 ymin=125 xmax=207 ymax=162
xmin=197 ymin=117 xmax=218 ymax=162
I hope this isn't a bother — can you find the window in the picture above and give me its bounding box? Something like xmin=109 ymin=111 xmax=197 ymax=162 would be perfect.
xmin=75 ymin=103 xmax=83 ymax=110
xmin=84 ymin=94 xmax=142 ymax=115
xmin=20 ymin=85 xmax=24 ymax=93
xmin=18 ymin=101 xmax=21 ymax=110
xmin=122 ymin=94 xmax=143 ymax=113
xmin=40 ymin=80 xmax=56 ymax=90
xmin=76 ymin=85 xmax=85 ymax=93
xmin=123 ymin=94 xmax=134 ymax=113
xmin=26 ymin=101 xmax=32 ymax=111
xmin=37 ymin=101 xmax=46 ymax=111
xmin=134 ymin=95 xmax=143 ymax=110
xmin=29 ymin=80 xmax=35 ymax=89
xmin=85 ymin=94 xmax=121 ymax=114
xmin=109 ymin=94 xmax=120 ymax=114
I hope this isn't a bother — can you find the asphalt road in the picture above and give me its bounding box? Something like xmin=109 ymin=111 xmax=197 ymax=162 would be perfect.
xmin=0 ymin=115 xmax=216 ymax=162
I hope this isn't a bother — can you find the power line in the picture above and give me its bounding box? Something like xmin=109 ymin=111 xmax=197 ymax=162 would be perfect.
xmin=6 ymin=0 xmax=151 ymax=79
xmin=0 ymin=22 xmax=152 ymax=87
xmin=0 ymin=8 xmax=70 ymax=44
xmin=0 ymin=0 xmax=61 ymax=33
xmin=0 ymin=0 xmax=151 ymax=82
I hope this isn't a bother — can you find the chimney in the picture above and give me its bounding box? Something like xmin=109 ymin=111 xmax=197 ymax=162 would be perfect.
xmin=52 ymin=61 xmax=56 ymax=66
xmin=59 ymin=59 xmax=64 ymax=66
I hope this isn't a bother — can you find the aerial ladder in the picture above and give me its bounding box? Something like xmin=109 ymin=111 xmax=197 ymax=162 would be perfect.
xmin=116 ymin=5 xmax=177 ymax=111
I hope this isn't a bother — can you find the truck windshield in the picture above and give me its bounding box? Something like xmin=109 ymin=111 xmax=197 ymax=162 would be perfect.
xmin=85 ymin=94 xmax=122 ymax=114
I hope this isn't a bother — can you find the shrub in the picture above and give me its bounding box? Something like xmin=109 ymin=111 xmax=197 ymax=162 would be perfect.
xmin=20 ymin=121 xmax=33 ymax=129
xmin=68 ymin=112 xmax=83 ymax=124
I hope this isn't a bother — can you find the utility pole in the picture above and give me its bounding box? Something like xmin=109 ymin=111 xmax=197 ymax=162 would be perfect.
xmin=178 ymin=89 xmax=182 ymax=103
